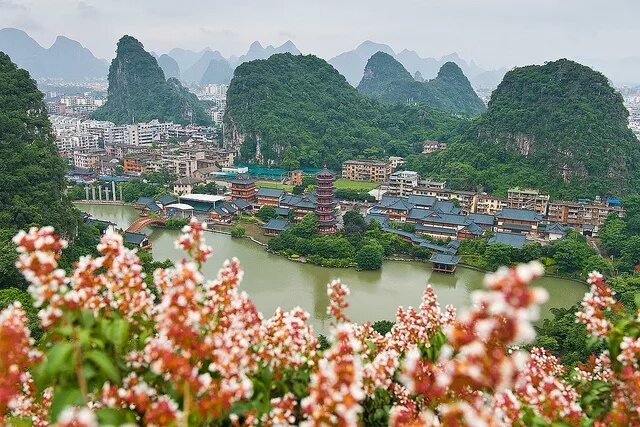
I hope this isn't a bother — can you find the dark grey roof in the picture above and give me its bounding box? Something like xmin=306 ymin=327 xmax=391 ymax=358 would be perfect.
xmin=545 ymin=222 xmax=567 ymax=234
xmin=461 ymin=222 xmax=483 ymax=235
xmin=468 ymin=213 xmax=496 ymax=226
xmin=433 ymin=200 xmax=459 ymax=214
xmin=256 ymin=187 xmax=284 ymax=198
xmin=365 ymin=213 xmax=389 ymax=226
xmin=430 ymin=253 xmax=461 ymax=265
xmin=447 ymin=240 xmax=461 ymax=250
xmin=124 ymin=232 xmax=148 ymax=245
xmin=501 ymin=223 xmax=532 ymax=232
xmin=158 ymin=194 xmax=178 ymax=205
xmin=232 ymin=199 xmax=251 ymax=210
xmin=496 ymin=208 xmax=543 ymax=222
xmin=280 ymin=194 xmax=316 ymax=209
xmin=408 ymin=209 xmax=469 ymax=226
xmin=263 ymin=218 xmax=291 ymax=231
xmin=375 ymin=196 xmax=414 ymax=212
xmin=275 ymin=206 xmax=291 ymax=216
xmin=227 ymin=174 xmax=256 ymax=185
xmin=137 ymin=196 xmax=154 ymax=205
xmin=415 ymin=224 xmax=458 ymax=235
xmin=488 ymin=232 xmax=527 ymax=248
xmin=407 ymin=195 xmax=436 ymax=208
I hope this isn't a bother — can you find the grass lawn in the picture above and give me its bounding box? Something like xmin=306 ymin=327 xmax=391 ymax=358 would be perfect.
xmin=334 ymin=178 xmax=379 ymax=191
xmin=256 ymin=180 xmax=294 ymax=192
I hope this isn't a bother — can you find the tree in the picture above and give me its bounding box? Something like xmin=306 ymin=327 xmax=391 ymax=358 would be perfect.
xmin=291 ymin=213 xmax=319 ymax=238
xmin=256 ymin=205 xmax=278 ymax=222
xmin=231 ymin=226 xmax=245 ymax=238
xmin=484 ymin=243 xmax=513 ymax=270
xmin=342 ymin=210 xmax=366 ymax=234
xmin=192 ymin=182 xmax=219 ymax=195
xmin=356 ymin=243 xmax=384 ymax=270
xmin=550 ymin=234 xmax=593 ymax=274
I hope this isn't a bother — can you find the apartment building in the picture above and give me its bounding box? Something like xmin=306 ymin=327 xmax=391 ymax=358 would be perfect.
xmin=495 ymin=208 xmax=544 ymax=234
xmin=507 ymin=188 xmax=550 ymax=216
xmin=412 ymin=187 xmax=476 ymax=214
xmin=387 ymin=171 xmax=419 ymax=197
xmin=341 ymin=160 xmax=392 ymax=182
xmin=73 ymin=148 xmax=105 ymax=170
xmin=475 ymin=194 xmax=508 ymax=215
xmin=422 ymin=140 xmax=448 ymax=154
xmin=547 ymin=200 xmax=623 ymax=229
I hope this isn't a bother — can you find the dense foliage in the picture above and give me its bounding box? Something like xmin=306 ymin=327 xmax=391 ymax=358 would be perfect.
xmin=458 ymin=230 xmax=608 ymax=279
xmin=3 ymin=222 xmax=640 ymax=426
xmin=357 ymin=52 xmax=486 ymax=116
xmin=267 ymin=212 xmax=432 ymax=269
xmin=93 ymin=36 xmax=211 ymax=126
xmin=406 ymin=59 xmax=640 ymax=198
xmin=224 ymin=53 xmax=468 ymax=168
xmin=0 ymin=52 xmax=96 ymax=291
xmin=599 ymin=195 xmax=640 ymax=273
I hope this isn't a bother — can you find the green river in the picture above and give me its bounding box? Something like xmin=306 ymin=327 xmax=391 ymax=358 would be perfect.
xmin=78 ymin=204 xmax=588 ymax=333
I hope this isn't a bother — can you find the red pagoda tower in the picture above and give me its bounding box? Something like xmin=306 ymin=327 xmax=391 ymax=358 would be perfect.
xmin=315 ymin=167 xmax=337 ymax=234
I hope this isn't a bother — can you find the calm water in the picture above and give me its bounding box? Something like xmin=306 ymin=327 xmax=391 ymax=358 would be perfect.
xmin=77 ymin=203 xmax=588 ymax=333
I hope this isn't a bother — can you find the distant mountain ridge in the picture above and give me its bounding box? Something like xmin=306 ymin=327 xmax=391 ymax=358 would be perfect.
xmin=0 ymin=28 xmax=108 ymax=80
xmin=357 ymin=52 xmax=486 ymax=116
xmin=329 ymin=40 xmax=507 ymax=89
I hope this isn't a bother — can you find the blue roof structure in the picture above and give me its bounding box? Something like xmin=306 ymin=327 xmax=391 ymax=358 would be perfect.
xmin=99 ymin=175 xmax=132 ymax=183
xmin=488 ymin=232 xmax=527 ymax=248
xmin=227 ymin=174 xmax=257 ymax=185
xmin=407 ymin=195 xmax=437 ymax=208
xmin=429 ymin=253 xmax=461 ymax=265
xmin=232 ymin=199 xmax=251 ymax=210
xmin=496 ymin=208 xmax=543 ymax=222
xmin=158 ymin=194 xmax=178 ymax=206
xmin=263 ymin=218 xmax=291 ymax=231
xmin=468 ymin=213 xmax=496 ymax=227
xmin=280 ymin=194 xmax=316 ymax=209
xmin=275 ymin=207 xmax=292 ymax=217
xmin=256 ymin=187 xmax=284 ymax=198
xmin=545 ymin=222 xmax=567 ymax=235
xmin=124 ymin=232 xmax=148 ymax=245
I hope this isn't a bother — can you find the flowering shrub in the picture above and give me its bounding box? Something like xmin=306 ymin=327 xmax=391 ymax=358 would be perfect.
xmin=1 ymin=219 xmax=639 ymax=426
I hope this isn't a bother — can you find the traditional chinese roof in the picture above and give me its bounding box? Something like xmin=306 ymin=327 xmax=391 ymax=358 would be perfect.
xmin=124 ymin=232 xmax=148 ymax=245
xmin=468 ymin=213 xmax=496 ymax=227
xmin=263 ymin=219 xmax=291 ymax=231
xmin=158 ymin=194 xmax=178 ymax=206
xmin=496 ymin=208 xmax=543 ymax=222
xmin=429 ymin=253 xmax=461 ymax=265
xmin=256 ymin=187 xmax=285 ymax=198
xmin=488 ymin=232 xmax=527 ymax=248
xmin=407 ymin=195 xmax=437 ymax=208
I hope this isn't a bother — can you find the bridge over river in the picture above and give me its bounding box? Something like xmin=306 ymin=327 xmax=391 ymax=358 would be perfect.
xmin=125 ymin=216 xmax=167 ymax=233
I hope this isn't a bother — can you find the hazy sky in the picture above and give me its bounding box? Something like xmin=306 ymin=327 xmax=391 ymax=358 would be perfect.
xmin=1 ymin=0 xmax=639 ymax=69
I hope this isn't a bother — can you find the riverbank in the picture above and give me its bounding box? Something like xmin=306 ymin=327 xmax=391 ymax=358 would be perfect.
xmin=77 ymin=203 xmax=589 ymax=333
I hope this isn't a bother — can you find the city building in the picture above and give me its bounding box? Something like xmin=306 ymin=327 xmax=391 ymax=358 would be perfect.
xmin=547 ymin=200 xmax=623 ymax=231
xmin=495 ymin=208 xmax=544 ymax=234
xmin=256 ymin=187 xmax=284 ymax=207
xmin=172 ymin=177 xmax=204 ymax=195
xmin=475 ymin=194 xmax=508 ymax=215
xmin=315 ymin=168 xmax=337 ymax=234
xmin=422 ymin=140 xmax=448 ymax=154
xmin=229 ymin=174 xmax=257 ymax=203
xmin=387 ymin=171 xmax=419 ymax=197
xmin=341 ymin=159 xmax=392 ymax=182
xmin=507 ymin=188 xmax=550 ymax=216
xmin=288 ymin=170 xmax=303 ymax=186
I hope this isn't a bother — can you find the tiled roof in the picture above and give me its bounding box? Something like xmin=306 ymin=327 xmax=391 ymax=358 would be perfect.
xmin=501 ymin=223 xmax=532 ymax=232
xmin=429 ymin=253 xmax=461 ymax=265
xmin=256 ymin=187 xmax=284 ymax=198
xmin=488 ymin=232 xmax=527 ymax=248
xmin=158 ymin=194 xmax=178 ymax=205
xmin=408 ymin=209 xmax=469 ymax=226
xmin=496 ymin=208 xmax=543 ymax=222
xmin=275 ymin=207 xmax=292 ymax=216
xmin=227 ymin=174 xmax=256 ymax=185
xmin=545 ymin=222 xmax=567 ymax=234
xmin=407 ymin=195 xmax=436 ymax=208
xmin=263 ymin=218 xmax=291 ymax=231
xmin=124 ymin=232 xmax=148 ymax=245
xmin=415 ymin=224 xmax=458 ymax=235
xmin=232 ymin=199 xmax=251 ymax=210
xmin=468 ymin=213 xmax=496 ymax=226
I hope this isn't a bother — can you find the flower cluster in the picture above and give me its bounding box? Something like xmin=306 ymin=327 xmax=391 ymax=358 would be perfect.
xmin=576 ymin=271 xmax=618 ymax=337
xmin=4 ymin=221 xmax=640 ymax=426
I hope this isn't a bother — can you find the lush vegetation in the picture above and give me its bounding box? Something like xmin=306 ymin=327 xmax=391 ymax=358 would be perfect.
xmin=230 ymin=225 xmax=246 ymax=238
xmin=0 ymin=52 xmax=101 ymax=291
xmin=458 ymin=230 xmax=608 ymax=279
xmin=3 ymin=221 xmax=640 ymax=425
xmin=599 ymin=195 xmax=640 ymax=273
xmin=224 ymin=53 xmax=469 ymax=168
xmin=93 ymin=36 xmax=211 ymax=126
xmin=405 ymin=59 xmax=640 ymax=198
xmin=267 ymin=211 xmax=432 ymax=269
xmin=256 ymin=205 xmax=278 ymax=222
xmin=357 ymin=52 xmax=486 ymax=116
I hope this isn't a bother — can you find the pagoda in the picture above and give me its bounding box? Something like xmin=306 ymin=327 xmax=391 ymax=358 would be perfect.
xmin=315 ymin=167 xmax=337 ymax=234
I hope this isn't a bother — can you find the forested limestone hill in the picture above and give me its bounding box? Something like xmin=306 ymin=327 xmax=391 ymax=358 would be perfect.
xmin=357 ymin=52 xmax=486 ymax=116
xmin=405 ymin=59 xmax=640 ymax=198
xmin=93 ymin=36 xmax=211 ymax=125
xmin=223 ymin=53 xmax=468 ymax=169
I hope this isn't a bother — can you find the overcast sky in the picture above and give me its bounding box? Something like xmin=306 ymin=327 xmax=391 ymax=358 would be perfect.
xmin=1 ymin=0 xmax=639 ymax=69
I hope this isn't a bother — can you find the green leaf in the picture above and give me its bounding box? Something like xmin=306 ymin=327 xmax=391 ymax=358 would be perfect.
xmin=109 ymin=318 xmax=129 ymax=351
xmin=5 ymin=416 xmax=32 ymax=427
xmin=49 ymin=387 xmax=83 ymax=421
xmin=95 ymin=408 xmax=125 ymax=425
xmin=86 ymin=350 xmax=121 ymax=383
xmin=45 ymin=342 xmax=74 ymax=379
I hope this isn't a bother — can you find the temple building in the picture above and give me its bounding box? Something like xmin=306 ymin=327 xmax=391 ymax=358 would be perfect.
xmin=315 ymin=167 xmax=337 ymax=234
xmin=229 ymin=174 xmax=257 ymax=204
